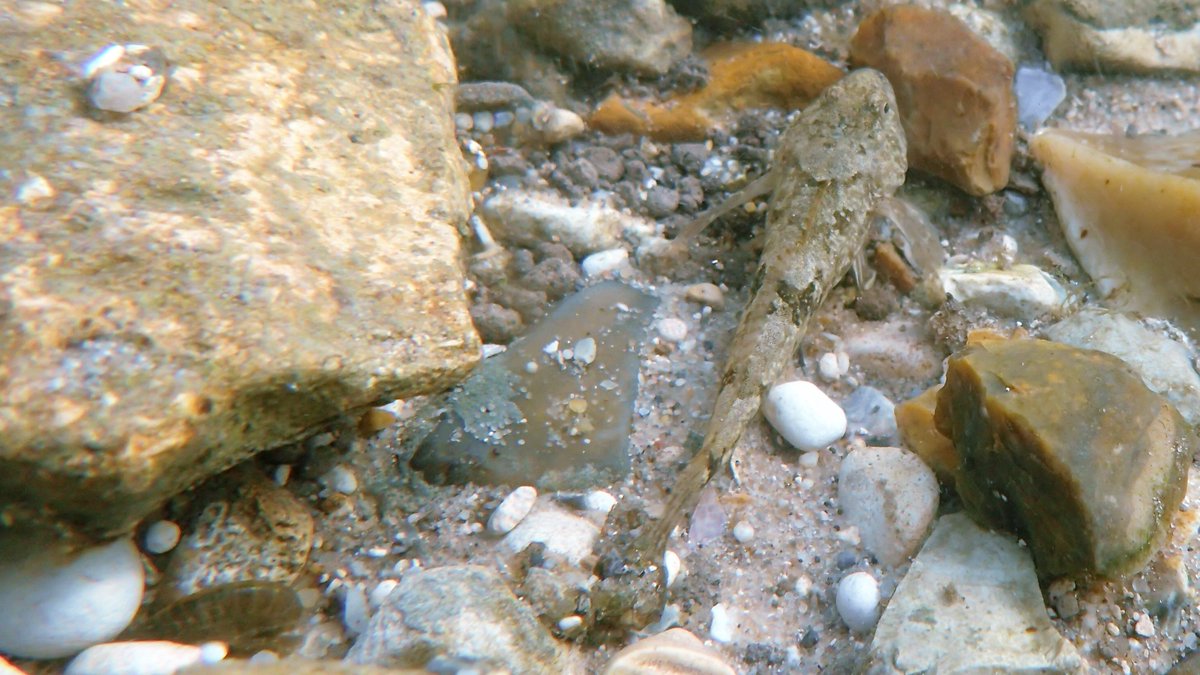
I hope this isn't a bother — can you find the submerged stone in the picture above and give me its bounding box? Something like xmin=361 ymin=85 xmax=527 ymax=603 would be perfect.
xmin=866 ymin=513 xmax=1081 ymax=672
xmin=410 ymin=282 xmax=657 ymax=488
xmin=1031 ymin=128 xmax=1200 ymax=334
xmin=850 ymin=4 xmax=1015 ymax=195
xmin=935 ymin=338 xmax=1193 ymax=578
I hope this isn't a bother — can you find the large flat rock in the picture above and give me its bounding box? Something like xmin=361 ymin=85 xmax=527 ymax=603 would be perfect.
xmin=0 ymin=0 xmax=479 ymax=537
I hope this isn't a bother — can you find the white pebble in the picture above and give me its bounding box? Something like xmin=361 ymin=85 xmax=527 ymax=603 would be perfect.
xmin=941 ymin=264 xmax=1067 ymax=320
xmin=798 ymin=451 xmax=820 ymax=468
xmin=539 ymin=107 xmax=586 ymax=144
xmin=1134 ymin=613 xmax=1156 ymax=638
xmin=0 ymin=538 xmax=144 ymax=658
xmin=504 ymin=505 xmax=599 ymax=566
xmin=369 ymin=579 xmax=399 ymax=608
xmin=732 ymin=520 xmax=755 ymax=544
xmin=272 ymin=464 xmax=292 ymax=486
xmin=762 ymin=380 xmax=847 ymax=451
xmin=836 ymin=572 xmax=881 ymax=633
xmin=656 ymin=317 xmax=689 ymax=343
xmin=794 ymin=575 xmax=813 ymax=598
xmin=422 ymin=1 xmax=448 ymax=19
xmin=342 ymin=585 xmax=370 ymax=637
xmin=249 ymin=650 xmax=280 ymax=665
xmin=582 ymin=490 xmax=617 ymax=515
xmin=838 ymin=447 xmax=938 ymax=566
xmin=198 ymin=642 xmax=228 ymax=664
xmin=557 ymin=615 xmax=584 ymax=632
xmin=818 ymin=352 xmax=841 ymax=381
xmin=322 ymin=465 xmax=358 ymax=495
xmin=65 ymin=640 xmax=222 ymax=675
xmin=683 ymin=282 xmax=725 ymax=310
xmin=1014 ymin=65 xmax=1066 ymax=129
xmin=663 ymin=550 xmax=682 ymax=588
xmin=15 ymin=174 xmax=54 ymax=205
xmin=454 ymin=112 xmax=474 ymax=131
xmin=143 ymin=520 xmax=181 ymax=555
xmin=709 ymin=603 xmax=734 ymax=643
xmin=581 ymin=248 xmax=630 ymax=278
xmin=572 ymin=337 xmax=597 ymax=366
xmin=488 ymin=486 xmax=538 ymax=534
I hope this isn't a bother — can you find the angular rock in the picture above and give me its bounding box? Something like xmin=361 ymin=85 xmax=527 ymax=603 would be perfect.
xmin=837 ymin=447 xmax=939 ymax=567
xmin=481 ymin=192 xmax=651 ymax=258
xmin=1025 ymin=0 xmax=1200 ymax=74
xmin=865 ymin=513 xmax=1082 ymax=672
xmin=1030 ymin=128 xmax=1200 ymax=333
xmin=850 ymin=5 xmax=1016 ymax=195
xmin=1045 ymin=308 xmax=1200 ymax=425
xmin=410 ymin=282 xmax=657 ymax=488
xmin=603 ymin=628 xmax=736 ymax=674
xmin=508 ymin=0 xmax=692 ymax=76
xmin=346 ymin=565 xmax=569 ymax=672
xmin=935 ymin=338 xmax=1193 ymax=578
xmin=940 ymin=263 xmax=1069 ymax=320
xmin=894 ymin=385 xmax=958 ymax=484
xmin=591 ymin=42 xmax=843 ymax=142
xmin=0 ymin=0 xmax=478 ymax=539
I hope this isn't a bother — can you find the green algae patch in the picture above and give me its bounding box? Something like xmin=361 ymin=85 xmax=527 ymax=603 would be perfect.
xmin=934 ymin=339 xmax=1193 ymax=578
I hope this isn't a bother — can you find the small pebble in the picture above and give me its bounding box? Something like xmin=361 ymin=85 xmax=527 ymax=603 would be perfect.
xmin=454 ymin=112 xmax=474 ymax=131
xmin=539 ymin=107 xmax=586 ymax=144
xmin=582 ymin=490 xmax=617 ymax=514
xmin=504 ymin=505 xmax=599 ymax=565
xmin=836 ymin=551 xmax=858 ymax=569
xmin=15 ymin=174 xmax=54 ymax=205
xmin=656 ymin=317 xmax=689 ymax=343
xmin=684 ymin=283 xmax=725 ymax=310
xmin=836 ymin=572 xmax=881 ymax=633
xmin=580 ymin=248 xmax=630 ymax=278
xmin=143 ymin=520 xmax=182 ymax=555
xmin=557 ymin=615 xmax=584 ymax=632
xmin=488 ymin=486 xmax=538 ymax=534
xmin=762 ymin=380 xmax=848 ymax=451
xmin=473 ymin=111 xmax=495 ymax=133
xmin=64 ymin=640 xmax=223 ymax=675
xmin=322 ymin=465 xmax=358 ymax=495
xmin=664 ymin=550 xmax=682 ymax=587
xmin=1134 ymin=613 xmax=1155 ymax=638
xmin=421 ymin=1 xmax=448 ymax=19
xmin=1014 ymin=65 xmax=1066 ymax=129
xmin=709 ymin=603 xmax=734 ymax=643
xmin=272 ymin=464 xmax=292 ymax=486
xmin=342 ymin=585 xmax=370 ymax=636
xmin=841 ymin=386 xmax=898 ymax=443
xmin=794 ymin=575 xmax=813 ymax=598
xmin=369 ymin=579 xmax=399 ymax=608
xmin=249 ymin=650 xmax=280 ymax=665
xmin=572 ymin=337 xmax=597 ymax=365
xmin=818 ymin=352 xmax=842 ymax=381
xmin=732 ymin=520 xmax=755 ymax=544
xmin=798 ymin=451 xmax=820 ymax=468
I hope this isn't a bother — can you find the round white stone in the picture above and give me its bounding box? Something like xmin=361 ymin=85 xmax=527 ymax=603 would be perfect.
xmin=369 ymin=579 xmax=399 ymax=608
xmin=557 ymin=615 xmax=584 ymax=632
xmin=488 ymin=486 xmax=538 ymax=534
xmin=582 ymin=490 xmax=617 ymax=515
xmin=663 ymin=550 xmax=682 ymax=588
xmin=836 ymin=572 xmax=881 ymax=633
xmin=837 ymin=447 xmax=938 ymax=566
xmin=64 ymin=640 xmax=220 ymax=675
xmin=709 ymin=603 xmax=734 ymax=643
xmin=762 ymin=380 xmax=847 ymax=451
xmin=143 ymin=520 xmax=181 ymax=555
xmin=818 ymin=352 xmax=842 ymax=381
xmin=0 ymin=538 xmax=144 ymax=658
xmin=732 ymin=520 xmax=755 ymax=544
xmin=581 ymin=248 xmax=630 ymax=278
xmin=656 ymin=317 xmax=689 ymax=343
xmin=322 ymin=465 xmax=358 ymax=495
xmin=198 ymin=642 xmax=229 ymax=664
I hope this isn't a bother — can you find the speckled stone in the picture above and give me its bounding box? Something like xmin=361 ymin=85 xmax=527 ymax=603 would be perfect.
xmin=936 ymin=338 xmax=1193 ymax=578
xmin=0 ymin=0 xmax=478 ymax=539
xmin=1025 ymin=0 xmax=1200 ymax=74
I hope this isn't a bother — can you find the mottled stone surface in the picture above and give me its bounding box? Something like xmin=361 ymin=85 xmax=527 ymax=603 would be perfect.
xmin=850 ymin=5 xmax=1016 ymax=195
xmin=0 ymin=0 xmax=478 ymax=538
xmin=1025 ymin=0 xmax=1200 ymax=74
xmin=346 ymin=565 xmax=570 ymax=673
xmin=410 ymin=282 xmax=657 ymax=489
xmin=508 ymin=0 xmax=692 ymax=76
xmin=866 ymin=513 xmax=1082 ymax=673
xmin=1031 ymin=128 xmax=1200 ymax=335
xmin=935 ymin=339 xmax=1193 ymax=578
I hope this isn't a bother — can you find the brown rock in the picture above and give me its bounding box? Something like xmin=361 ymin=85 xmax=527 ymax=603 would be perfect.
xmin=894 ymin=385 xmax=958 ymax=483
xmin=0 ymin=0 xmax=479 ymax=538
xmin=850 ymin=5 xmax=1016 ymax=195
xmin=591 ymin=42 xmax=843 ymax=141
xmin=935 ymin=338 xmax=1193 ymax=578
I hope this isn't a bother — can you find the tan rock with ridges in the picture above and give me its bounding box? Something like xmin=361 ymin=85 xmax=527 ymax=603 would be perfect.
xmin=850 ymin=4 xmax=1016 ymax=195
xmin=0 ymin=0 xmax=479 ymax=538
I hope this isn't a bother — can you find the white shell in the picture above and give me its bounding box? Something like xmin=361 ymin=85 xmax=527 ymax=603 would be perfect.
xmin=836 ymin=572 xmax=881 ymax=633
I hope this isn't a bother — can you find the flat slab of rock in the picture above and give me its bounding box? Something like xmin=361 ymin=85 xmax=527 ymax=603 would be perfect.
xmin=850 ymin=4 xmax=1016 ymax=195
xmin=1025 ymin=0 xmax=1200 ymax=74
xmin=935 ymin=339 xmax=1193 ymax=578
xmin=0 ymin=0 xmax=478 ymax=537
xmin=866 ymin=513 xmax=1082 ymax=673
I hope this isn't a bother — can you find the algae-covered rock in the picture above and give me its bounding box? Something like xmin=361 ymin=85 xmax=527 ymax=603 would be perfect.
xmin=410 ymin=282 xmax=657 ymax=488
xmin=0 ymin=0 xmax=478 ymax=538
xmin=935 ymin=339 xmax=1193 ymax=578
